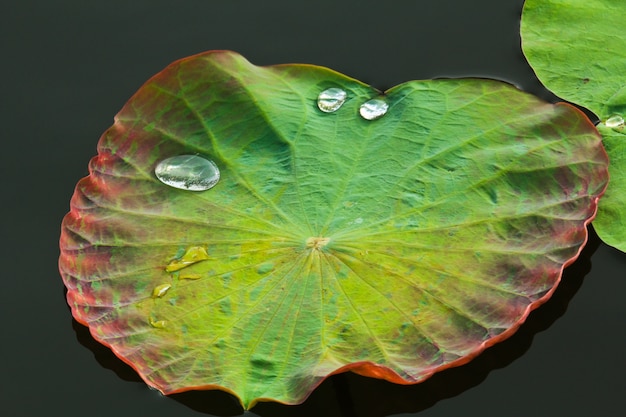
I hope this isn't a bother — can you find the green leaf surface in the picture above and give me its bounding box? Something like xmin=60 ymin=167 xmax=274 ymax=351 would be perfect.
xmin=59 ymin=51 xmax=608 ymax=408
xmin=594 ymin=125 xmax=626 ymax=248
xmin=521 ymin=0 xmax=626 ymax=250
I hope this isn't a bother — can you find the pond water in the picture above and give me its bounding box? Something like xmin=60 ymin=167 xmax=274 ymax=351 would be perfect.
xmin=3 ymin=0 xmax=624 ymax=416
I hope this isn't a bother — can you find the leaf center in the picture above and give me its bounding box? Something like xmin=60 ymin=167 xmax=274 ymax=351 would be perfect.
xmin=305 ymin=237 xmax=331 ymax=250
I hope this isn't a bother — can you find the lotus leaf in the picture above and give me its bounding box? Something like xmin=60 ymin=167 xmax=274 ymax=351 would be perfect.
xmin=59 ymin=51 xmax=608 ymax=408
xmin=521 ymin=0 xmax=626 ymax=251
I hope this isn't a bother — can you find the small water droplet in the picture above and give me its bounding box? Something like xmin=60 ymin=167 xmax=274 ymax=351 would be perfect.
xmin=317 ymin=88 xmax=347 ymax=113
xmin=359 ymin=99 xmax=389 ymax=120
xmin=605 ymin=114 xmax=624 ymax=129
xmin=152 ymin=283 xmax=172 ymax=298
xmin=165 ymin=246 xmax=209 ymax=272
xmin=149 ymin=317 xmax=167 ymax=329
xmin=179 ymin=273 xmax=203 ymax=280
xmin=155 ymin=155 xmax=220 ymax=191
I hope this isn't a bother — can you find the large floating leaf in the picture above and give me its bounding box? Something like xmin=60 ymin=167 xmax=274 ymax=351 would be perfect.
xmin=59 ymin=51 xmax=608 ymax=408
xmin=521 ymin=0 xmax=626 ymax=250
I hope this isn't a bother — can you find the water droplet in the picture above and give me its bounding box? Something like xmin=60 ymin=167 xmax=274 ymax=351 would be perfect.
xmin=165 ymin=246 xmax=209 ymax=272
xmin=179 ymin=273 xmax=203 ymax=280
xmin=155 ymin=155 xmax=220 ymax=191
xmin=149 ymin=317 xmax=167 ymax=329
xmin=152 ymin=283 xmax=172 ymax=298
xmin=359 ymin=99 xmax=388 ymax=120
xmin=317 ymin=88 xmax=347 ymax=113
xmin=605 ymin=114 xmax=624 ymax=128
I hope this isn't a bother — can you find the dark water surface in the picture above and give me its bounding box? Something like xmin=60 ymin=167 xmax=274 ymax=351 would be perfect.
xmin=2 ymin=1 xmax=624 ymax=416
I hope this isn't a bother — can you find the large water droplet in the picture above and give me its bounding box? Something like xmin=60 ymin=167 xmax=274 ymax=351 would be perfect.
xmin=317 ymin=88 xmax=347 ymax=113
xmin=155 ymin=155 xmax=220 ymax=191
xmin=359 ymin=99 xmax=388 ymax=120
xmin=605 ymin=114 xmax=625 ymax=128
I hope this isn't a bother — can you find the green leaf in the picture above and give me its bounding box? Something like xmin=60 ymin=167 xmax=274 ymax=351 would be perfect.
xmin=595 ymin=125 xmax=626 ymax=248
xmin=59 ymin=51 xmax=608 ymax=408
xmin=521 ymin=0 xmax=626 ymax=250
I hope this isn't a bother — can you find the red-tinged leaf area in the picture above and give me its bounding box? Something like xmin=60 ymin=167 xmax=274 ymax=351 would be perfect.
xmin=59 ymin=51 xmax=608 ymax=408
